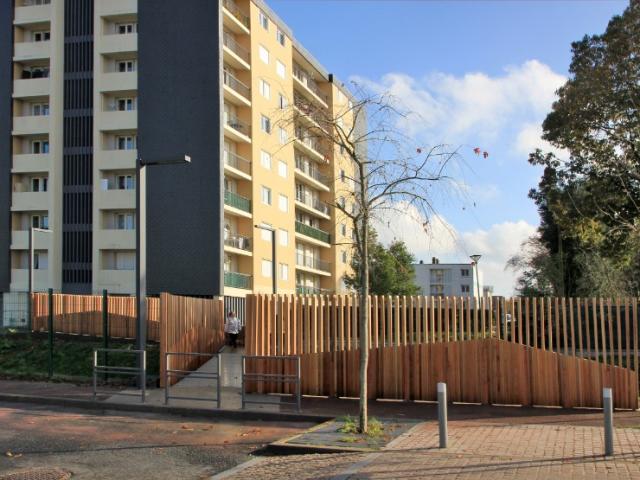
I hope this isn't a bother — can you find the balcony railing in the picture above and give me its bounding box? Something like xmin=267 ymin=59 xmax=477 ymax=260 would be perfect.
xmin=224 ymin=190 xmax=251 ymax=213
xmin=223 ymin=69 xmax=251 ymax=100
xmin=224 ymin=150 xmax=251 ymax=175
xmin=224 ymin=233 xmax=252 ymax=252
xmin=222 ymin=31 xmax=250 ymax=64
xmin=294 ymin=94 xmax=327 ymax=127
xmin=296 ymin=285 xmax=332 ymax=295
xmin=295 ymin=156 xmax=331 ymax=187
xmin=224 ymin=271 xmax=252 ymax=290
xmin=293 ymin=63 xmax=329 ymax=104
xmin=295 ymin=221 xmax=330 ymax=244
xmin=222 ymin=0 xmax=250 ymax=29
xmin=295 ymin=128 xmax=328 ymax=158
xmin=296 ymin=254 xmax=330 ymax=273
xmin=224 ymin=113 xmax=251 ymax=137
xmin=295 ymin=191 xmax=330 ymax=216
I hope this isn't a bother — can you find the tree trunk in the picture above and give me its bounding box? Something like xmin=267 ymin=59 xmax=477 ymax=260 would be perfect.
xmin=358 ymin=225 xmax=370 ymax=434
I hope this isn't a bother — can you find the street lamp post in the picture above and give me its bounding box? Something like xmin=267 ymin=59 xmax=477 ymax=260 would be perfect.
xmin=136 ymin=154 xmax=190 ymax=387
xmin=470 ymin=254 xmax=481 ymax=299
xmin=28 ymin=227 xmax=52 ymax=331
xmin=254 ymin=224 xmax=277 ymax=294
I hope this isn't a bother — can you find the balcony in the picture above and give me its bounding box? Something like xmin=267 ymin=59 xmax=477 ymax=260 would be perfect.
xmin=98 ymin=109 xmax=137 ymax=131
xmin=11 ymin=191 xmax=50 ymax=211
xmin=296 ymin=285 xmax=332 ymax=296
xmin=99 ymin=71 xmax=137 ymax=92
xmin=223 ymin=150 xmax=251 ymax=180
xmin=12 ymin=114 xmax=49 ymax=135
xmin=97 ymin=0 xmax=136 ymax=16
xmin=222 ymin=31 xmax=250 ymax=70
xmin=95 ymin=149 xmax=136 ymax=171
xmin=95 ymin=188 xmax=135 ymax=210
xmin=295 ymin=130 xmax=328 ymax=162
xmin=224 ymin=190 xmax=252 ymax=217
xmin=14 ymin=41 xmax=50 ymax=62
xmin=14 ymin=3 xmax=51 ymax=26
xmin=96 ymin=269 xmax=134 ymax=295
xmin=223 ymin=70 xmax=251 ymax=107
xmin=295 ymin=156 xmax=331 ymax=192
xmin=99 ymin=33 xmax=137 ymax=55
xmin=294 ymin=94 xmax=327 ymax=131
xmin=11 ymin=153 xmax=49 ymax=174
xmin=223 ymin=113 xmax=251 ymax=143
xmin=224 ymin=271 xmax=252 ymax=290
xmin=295 ymin=192 xmax=331 ymax=219
xmin=11 ymin=230 xmax=52 ymax=250
xmin=296 ymin=254 xmax=331 ymax=275
xmin=295 ymin=221 xmax=331 ymax=245
xmin=293 ymin=63 xmax=329 ymax=108
xmin=13 ymin=78 xmax=49 ymax=98
xmin=95 ymin=229 xmax=135 ymax=250
xmin=11 ymin=269 xmax=49 ymax=292
xmin=222 ymin=0 xmax=250 ymax=35
xmin=224 ymin=233 xmax=252 ymax=256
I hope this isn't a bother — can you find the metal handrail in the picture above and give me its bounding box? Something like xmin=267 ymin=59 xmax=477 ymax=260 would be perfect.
xmin=224 ymin=149 xmax=251 ymax=174
xmin=295 ymin=285 xmax=332 ymax=295
xmin=224 ymin=271 xmax=252 ymax=289
xmin=295 ymin=191 xmax=330 ymax=215
xmin=222 ymin=31 xmax=250 ymax=63
xmin=295 ymin=127 xmax=327 ymax=158
xmin=222 ymin=0 xmax=250 ymax=29
xmin=295 ymin=156 xmax=331 ymax=187
xmin=224 ymin=113 xmax=251 ymax=137
xmin=294 ymin=94 xmax=327 ymax=127
xmin=164 ymin=352 xmax=221 ymax=407
xmin=223 ymin=69 xmax=251 ymax=100
xmin=93 ymin=348 xmax=146 ymax=403
xmin=296 ymin=253 xmax=331 ymax=272
xmin=241 ymin=355 xmax=301 ymax=412
xmin=292 ymin=63 xmax=329 ymax=104
xmin=224 ymin=233 xmax=252 ymax=251
xmin=295 ymin=220 xmax=331 ymax=244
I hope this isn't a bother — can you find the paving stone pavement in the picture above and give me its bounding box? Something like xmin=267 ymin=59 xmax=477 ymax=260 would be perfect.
xmin=225 ymin=421 xmax=640 ymax=479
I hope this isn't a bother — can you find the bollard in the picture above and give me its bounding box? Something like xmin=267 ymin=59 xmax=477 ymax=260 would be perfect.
xmin=437 ymin=382 xmax=448 ymax=448
xmin=47 ymin=288 xmax=53 ymax=379
xmin=603 ymin=388 xmax=614 ymax=456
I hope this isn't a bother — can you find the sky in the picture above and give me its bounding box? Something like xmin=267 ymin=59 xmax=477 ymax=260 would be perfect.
xmin=269 ymin=0 xmax=628 ymax=295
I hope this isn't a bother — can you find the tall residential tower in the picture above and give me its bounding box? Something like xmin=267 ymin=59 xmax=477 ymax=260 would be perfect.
xmin=1 ymin=0 xmax=356 ymax=297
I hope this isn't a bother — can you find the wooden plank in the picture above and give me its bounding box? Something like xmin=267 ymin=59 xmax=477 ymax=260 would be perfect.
xmin=624 ymin=297 xmax=630 ymax=372
xmin=547 ymin=297 xmax=554 ymax=352
xmin=600 ymin=298 xmax=607 ymax=366
xmin=608 ymin=298 xmax=614 ymax=367
xmin=634 ymin=298 xmax=638 ymax=374
xmin=451 ymin=297 xmax=457 ymax=342
xmin=539 ymin=297 xmax=545 ymax=351
xmin=495 ymin=297 xmax=501 ymax=340
xmin=555 ymin=297 xmax=561 ymax=353
xmin=467 ymin=295 xmax=472 ymax=340
xmin=569 ymin=297 xmax=575 ymax=357
xmin=561 ymin=297 xmax=568 ymax=355
xmin=474 ymin=296 xmax=479 ymax=340
xmin=525 ymin=297 xmax=530 ymax=347
xmin=616 ymin=298 xmax=623 ymax=368
xmin=444 ymin=296 xmax=450 ymax=342
xmin=481 ymin=296 xmax=486 ymax=339
xmin=592 ymin=298 xmax=599 ymax=364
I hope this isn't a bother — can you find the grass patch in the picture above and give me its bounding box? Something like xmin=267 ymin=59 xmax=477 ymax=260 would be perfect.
xmin=0 ymin=331 xmax=159 ymax=384
xmin=337 ymin=415 xmax=386 ymax=438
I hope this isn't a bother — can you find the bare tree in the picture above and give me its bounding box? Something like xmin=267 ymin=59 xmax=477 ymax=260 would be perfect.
xmin=278 ymin=85 xmax=459 ymax=433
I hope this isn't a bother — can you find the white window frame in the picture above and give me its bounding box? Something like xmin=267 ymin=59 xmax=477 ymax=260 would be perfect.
xmin=280 ymin=263 xmax=289 ymax=281
xmin=277 ymin=160 xmax=288 ymax=178
xmin=116 ymin=59 xmax=137 ymax=73
xmin=260 ymin=115 xmax=271 ymax=134
xmin=261 ymin=186 xmax=272 ymax=206
xmin=259 ymin=79 xmax=271 ymax=100
xmin=262 ymin=259 xmax=273 ymax=278
xmin=276 ymin=28 xmax=286 ymax=46
xmin=259 ymin=11 xmax=269 ymax=30
xmin=116 ymin=97 xmax=136 ymax=111
xmin=258 ymin=45 xmax=269 ymax=64
xmin=260 ymin=150 xmax=272 ymax=169
xmin=32 ymin=30 xmax=50 ymax=42
xmin=276 ymin=60 xmax=285 ymax=79
xmin=278 ymin=93 xmax=287 ymax=110
xmin=278 ymin=194 xmax=288 ymax=213
xmin=116 ymin=135 xmax=137 ymax=151
xmin=260 ymin=223 xmax=273 ymax=242
xmin=116 ymin=22 xmax=137 ymax=34
xmin=279 ymin=229 xmax=289 ymax=247
xmin=31 ymin=103 xmax=49 ymax=116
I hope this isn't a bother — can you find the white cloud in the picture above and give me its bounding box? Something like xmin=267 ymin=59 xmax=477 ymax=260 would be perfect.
xmin=373 ymin=202 xmax=536 ymax=296
xmin=514 ymin=122 xmax=569 ymax=160
xmin=352 ymin=60 xmax=566 ymax=150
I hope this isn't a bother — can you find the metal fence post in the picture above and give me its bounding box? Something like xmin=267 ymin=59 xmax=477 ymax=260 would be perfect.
xmin=92 ymin=350 xmax=97 ymax=401
xmin=164 ymin=352 xmax=169 ymax=405
xmin=296 ymin=356 xmax=301 ymax=413
xmin=216 ymin=353 xmax=222 ymax=409
xmin=241 ymin=356 xmax=246 ymax=410
xmin=438 ymin=382 xmax=448 ymax=448
xmin=102 ymin=289 xmax=109 ymax=382
xmin=604 ymin=388 xmax=614 ymax=456
xmin=141 ymin=350 xmax=147 ymax=403
xmin=47 ymin=288 xmax=53 ymax=379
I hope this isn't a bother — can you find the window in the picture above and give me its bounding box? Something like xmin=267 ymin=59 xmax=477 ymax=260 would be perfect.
xmin=258 ymin=45 xmax=269 ymax=64
xmin=116 ymin=135 xmax=137 ymax=150
xmin=278 ymin=127 xmax=288 ymax=145
xmin=116 ymin=23 xmax=137 ymax=34
xmin=276 ymin=28 xmax=286 ymax=46
xmin=260 ymin=223 xmax=273 ymax=241
xmin=461 ymin=285 xmax=470 ymax=293
xmin=259 ymin=11 xmax=269 ymax=30
xmin=278 ymin=194 xmax=288 ymax=213
xmin=32 ymin=214 xmax=48 ymax=229
xmin=278 ymin=93 xmax=288 ymax=110
xmin=279 ymin=229 xmax=288 ymax=247
xmin=116 ymin=175 xmax=135 ymax=190
xmin=276 ymin=60 xmax=286 ymax=79
xmin=340 ymin=169 xmax=346 ymax=182
xmin=340 ymin=223 xmax=347 ymax=236
xmin=342 ymin=251 xmax=348 ymax=264
xmin=32 ymin=31 xmax=50 ymax=42
xmin=260 ymin=115 xmax=271 ymax=134
xmin=260 ymin=150 xmax=272 ymax=169
xmin=116 ymin=98 xmax=136 ymax=111
xmin=277 ymin=160 xmax=288 ymax=178
xmin=280 ymin=263 xmax=289 ymax=281
xmin=31 ymin=103 xmax=49 ymax=116
xmin=31 ymin=177 xmax=47 ymax=192
xmin=338 ymin=196 xmax=345 ymax=208
xmin=461 ymin=268 xmax=470 ymax=277
xmin=23 ymin=66 xmax=49 ymax=79
xmin=116 ymin=213 xmax=135 ymax=230
xmin=115 ymin=252 xmax=135 ymax=271
xmin=262 ymin=259 xmax=272 ymax=278
xmin=259 ymin=79 xmax=270 ymax=100
xmin=116 ymin=59 xmax=136 ymax=72
xmin=261 ymin=186 xmax=272 ymax=205
xmin=337 ymin=90 xmax=345 ymax=103
xmin=31 ymin=140 xmax=49 ymax=154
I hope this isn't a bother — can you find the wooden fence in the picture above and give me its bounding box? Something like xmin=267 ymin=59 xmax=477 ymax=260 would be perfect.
xmin=245 ymin=294 xmax=639 ymax=409
xmin=159 ymin=293 xmax=225 ymax=387
xmin=32 ymin=293 xmax=160 ymax=341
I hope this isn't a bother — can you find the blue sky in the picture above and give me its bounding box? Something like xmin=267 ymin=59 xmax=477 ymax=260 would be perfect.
xmin=269 ymin=0 xmax=628 ymax=293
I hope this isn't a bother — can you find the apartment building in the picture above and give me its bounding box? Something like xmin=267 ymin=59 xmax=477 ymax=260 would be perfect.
xmin=413 ymin=258 xmax=484 ymax=298
xmin=0 ymin=0 xmax=356 ymax=297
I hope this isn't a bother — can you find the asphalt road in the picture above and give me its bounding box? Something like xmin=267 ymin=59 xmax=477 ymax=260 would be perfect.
xmin=0 ymin=402 xmax=311 ymax=479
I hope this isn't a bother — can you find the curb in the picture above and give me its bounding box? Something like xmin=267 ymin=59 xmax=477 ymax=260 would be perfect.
xmin=0 ymin=393 xmax=332 ymax=423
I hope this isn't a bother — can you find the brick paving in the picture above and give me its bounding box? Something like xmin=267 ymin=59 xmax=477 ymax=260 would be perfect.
xmin=227 ymin=420 xmax=640 ymax=479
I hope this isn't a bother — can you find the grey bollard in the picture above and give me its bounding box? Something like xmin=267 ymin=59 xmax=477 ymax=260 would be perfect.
xmin=438 ymin=382 xmax=448 ymax=448
xmin=604 ymin=387 xmax=614 ymax=456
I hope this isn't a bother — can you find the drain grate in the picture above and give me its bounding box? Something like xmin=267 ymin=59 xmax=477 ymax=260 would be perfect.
xmin=0 ymin=468 xmax=71 ymax=480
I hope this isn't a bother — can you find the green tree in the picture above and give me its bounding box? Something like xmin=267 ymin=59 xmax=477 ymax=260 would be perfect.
xmin=346 ymin=231 xmax=420 ymax=296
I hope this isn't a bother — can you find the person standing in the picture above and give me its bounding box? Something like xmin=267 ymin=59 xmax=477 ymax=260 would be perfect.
xmin=225 ymin=311 xmax=241 ymax=348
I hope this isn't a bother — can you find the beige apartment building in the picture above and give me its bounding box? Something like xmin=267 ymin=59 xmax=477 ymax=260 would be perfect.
xmin=1 ymin=0 xmax=356 ymax=298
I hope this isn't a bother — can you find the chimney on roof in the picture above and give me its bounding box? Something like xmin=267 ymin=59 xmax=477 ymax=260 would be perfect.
xmin=419 ymin=260 xmax=424 ymax=264
xmin=432 ymin=257 xmax=439 ymax=265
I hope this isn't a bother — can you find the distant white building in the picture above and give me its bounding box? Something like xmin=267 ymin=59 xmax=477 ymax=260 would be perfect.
xmin=413 ymin=257 xmax=484 ymax=297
